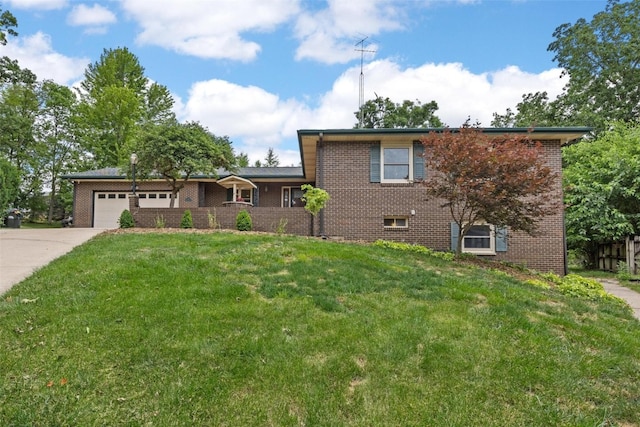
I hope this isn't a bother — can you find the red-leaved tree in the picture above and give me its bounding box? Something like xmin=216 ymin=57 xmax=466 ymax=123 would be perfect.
xmin=420 ymin=124 xmax=559 ymax=255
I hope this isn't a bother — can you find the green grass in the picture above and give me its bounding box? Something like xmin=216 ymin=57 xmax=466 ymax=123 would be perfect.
xmin=1 ymin=231 xmax=639 ymax=426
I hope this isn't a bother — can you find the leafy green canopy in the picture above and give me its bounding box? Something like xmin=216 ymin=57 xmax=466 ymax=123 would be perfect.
xmin=493 ymin=0 xmax=640 ymax=133
xmin=354 ymin=95 xmax=444 ymax=129
xmin=135 ymin=121 xmax=236 ymax=208
xmin=563 ymin=122 xmax=640 ymax=262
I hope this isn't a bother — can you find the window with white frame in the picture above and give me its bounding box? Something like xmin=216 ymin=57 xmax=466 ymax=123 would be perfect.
xmin=463 ymin=224 xmax=495 ymax=255
xmin=384 ymin=216 xmax=409 ymax=229
xmin=382 ymin=144 xmax=413 ymax=183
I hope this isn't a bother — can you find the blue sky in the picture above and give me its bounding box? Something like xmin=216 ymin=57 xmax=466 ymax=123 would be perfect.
xmin=3 ymin=0 xmax=607 ymax=166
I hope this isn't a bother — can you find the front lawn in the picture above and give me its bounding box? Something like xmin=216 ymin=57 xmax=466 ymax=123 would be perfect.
xmin=1 ymin=231 xmax=638 ymax=426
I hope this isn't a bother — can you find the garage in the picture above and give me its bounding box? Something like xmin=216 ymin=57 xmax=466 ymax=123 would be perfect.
xmin=93 ymin=192 xmax=177 ymax=228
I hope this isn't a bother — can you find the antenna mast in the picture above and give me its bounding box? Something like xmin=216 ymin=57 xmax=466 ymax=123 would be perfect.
xmin=355 ymin=37 xmax=376 ymax=128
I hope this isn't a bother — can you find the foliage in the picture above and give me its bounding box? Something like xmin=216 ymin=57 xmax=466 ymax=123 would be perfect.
xmin=275 ymin=217 xmax=288 ymax=235
xmin=236 ymin=152 xmax=249 ymax=167
xmin=0 ymin=157 xmax=19 ymax=212
xmin=300 ymin=184 xmax=330 ymax=216
xmin=548 ymin=0 xmax=640 ymax=132
xmin=420 ymin=123 xmax=558 ymax=255
xmin=263 ymin=147 xmax=279 ymax=167
xmin=354 ymin=95 xmax=444 ymax=129
xmin=118 ymin=209 xmax=134 ymax=228
xmin=236 ymin=209 xmax=252 ymax=231
xmin=1 ymin=232 xmax=638 ymax=425
xmin=154 ymin=214 xmax=166 ymax=229
xmin=77 ymin=47 xmax=175 ymax=168
xmin=494 ymin=1 xmax=640 ymax=134
xmin=135 ymin=121 xmax=236 ymax=208
xmin=557 ymin=274 xmax=626 ymax=305
xmin=563 ymin=122 xmax=640 ymax=265
xmin=372 ymin=239 xmax=455 ymax=261
xmin=207 ymin=209 xmax=219 ymax=229
xmin=180 ymin=210 xmax=193 ymax=229
xmin=617 ymin=262 xmax=632 ymax=282
xmin=0 ymin=7 xmax=17 ymax=45
xmin=35 ymin=80 xmax=81 ymax=223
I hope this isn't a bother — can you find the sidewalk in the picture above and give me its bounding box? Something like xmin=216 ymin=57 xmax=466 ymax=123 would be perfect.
xmin=599 ymin=278 xmax=640 ymax=321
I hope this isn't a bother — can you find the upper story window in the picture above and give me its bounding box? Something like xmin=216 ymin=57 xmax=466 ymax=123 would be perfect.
xmin=370 ymin=142 xmax=424 ymax=183
xmin=383 ymin=146 xmax=411 ymax=182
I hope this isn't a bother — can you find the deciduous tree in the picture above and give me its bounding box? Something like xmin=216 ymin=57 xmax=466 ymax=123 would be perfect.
xmin=354 ymin=95 xmax=444 ymax=129
xmin=563 ymin=121 xmax=640 ymax=266
xmin=135 ymin=121 xmax=236 ymax=208
xmin=420 ymin=123 xmax=558 ymax=255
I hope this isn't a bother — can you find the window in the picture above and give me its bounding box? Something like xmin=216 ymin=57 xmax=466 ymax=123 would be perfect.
xmin=451 ymin=222 xmax=507 ymax=255
xmin=384 ymin=216 xmax=408 ymax=229
xmin=370 ymin=142 xmax=424 ymax=183
xmin=463 ymin=224 xmax=494 ymax=254
xmin=118 ymin=194 xmax=126 ymax=199
xmin=282 ymin=187 xmax=304 ymax=208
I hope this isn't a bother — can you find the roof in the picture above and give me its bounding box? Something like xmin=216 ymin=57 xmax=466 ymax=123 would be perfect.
xmin=61 ymin=166 xmax=305 ymax=181
xmin=297 ymin=127 xmax=592 ymax=182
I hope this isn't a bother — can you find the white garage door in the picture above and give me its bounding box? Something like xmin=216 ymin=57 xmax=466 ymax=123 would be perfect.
xmin=93 ymin=192 xmax=178 ymax=228
xmin=94 ymin=192 xmax=129 ymax=228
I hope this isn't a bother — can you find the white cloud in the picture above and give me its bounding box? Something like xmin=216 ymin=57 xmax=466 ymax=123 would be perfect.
xmin=67 ymin=3 xmax=117 ymax=33
xmin=120 ymin=0 xmax=300 ymax=61
xmin=1 ymin=32 xmax=89 ymax=85
xmin=5 ymin=0 xmax=67 ymax=10
xmin=294 ymin=0 xmax=404 ymax=64
xmin=179 ymin=59 xmax=566 ymax=164
xmin=180 ymin=79 xmax=311 ymax=164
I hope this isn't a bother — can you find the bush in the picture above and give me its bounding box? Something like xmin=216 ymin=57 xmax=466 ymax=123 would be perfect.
xmin=207 ymin=209 xmax=219 ymax=229
xmin=118 ymin=209 xmax=134 ymax=228
xmin=275 ymin=218 xmax=288 ymax=235
xmin=180 ymin=210 xmax=193 ymax=229
xmin=557 ymin=274 xmax=626 ymax=305
xmin=372 ymin=240 xmax=455 ymax=261
xmin=236 ymin=210 xmax=252 ymax=231
xmin=155 ymin=214 xmax=166 ymax=228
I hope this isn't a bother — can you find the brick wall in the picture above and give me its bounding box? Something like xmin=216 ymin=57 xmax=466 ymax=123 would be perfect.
xmin=318 ymin=139 xmax=567 ymax=275
xmin=129 ymin=199 xmax=312 ymax=235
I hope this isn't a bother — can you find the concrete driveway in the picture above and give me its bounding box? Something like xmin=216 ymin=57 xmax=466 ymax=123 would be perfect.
xmin=0 ymin=228 xmax=105 ymax=296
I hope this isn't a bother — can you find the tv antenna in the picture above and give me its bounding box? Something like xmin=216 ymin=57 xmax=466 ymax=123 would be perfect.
xmin=355 ymin=36 xmax=376 ymax=128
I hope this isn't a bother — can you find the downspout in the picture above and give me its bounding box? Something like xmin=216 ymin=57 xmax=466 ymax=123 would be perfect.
xmin=317 ymin=132 xmax=325 ymax=237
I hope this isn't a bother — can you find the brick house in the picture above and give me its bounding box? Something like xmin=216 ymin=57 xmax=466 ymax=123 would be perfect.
xmin=64 ymin=127 xmax=589 ymax=274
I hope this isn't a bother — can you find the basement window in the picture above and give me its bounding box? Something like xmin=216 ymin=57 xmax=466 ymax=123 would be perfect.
xmin=384 ymin=216 xmax=409 ymax=229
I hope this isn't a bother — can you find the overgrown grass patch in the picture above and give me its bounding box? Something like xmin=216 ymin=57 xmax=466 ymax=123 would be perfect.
xmin=1 ymin=231 xmax=639 ymax=426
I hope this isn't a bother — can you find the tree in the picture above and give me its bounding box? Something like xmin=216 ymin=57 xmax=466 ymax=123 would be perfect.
xmin=0 ymin=157 xmax=19 ymax=212
xmin=420 ymin=124 xmax=558 ymax=255
xmin=354 ymin=95 xmax=444 ymax=129
xmin=301 ymin=184 xmax=330 ymax=236
xmin=135 ymin=121 xmax=236 ymax=208
xmin=236 ymin=152 xmax=249 ymax=167
xmin=0 ymin=7 xmax=17 ymax=45
xmin=491 ymin=92 xmax=571 ymax=128
xmin=548 ymin=0 xmax=640 ymax=132
xmin=264 ymin=147 xmax=279 ymax=167
xmin=78 ymin=47 xmax=175 ymax=167
xmin=563 ymin=121 xmax=640 ymax=266
xmin=35 ymin=80 xmax=81 ymax=223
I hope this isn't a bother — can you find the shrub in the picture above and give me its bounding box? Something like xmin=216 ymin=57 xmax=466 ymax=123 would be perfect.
xmin=372 ymin=240 xmax=455 ymax=261
xmin=236 ymin=210 xmax=252 ymax=231
xmin=556 ymin=274 xmax=626 ymax=305
xmin=180 ymin=210 xmax=193 ymax=229
xmin=118 ymin=209 xmax=134 ymax=228
xmin=275 ymin=218 xmax=288 ymax=235
xmin=154 ymin=214 xmax=166 ymax=228
xmin=207 ymin=209 xmax=219 ymax=229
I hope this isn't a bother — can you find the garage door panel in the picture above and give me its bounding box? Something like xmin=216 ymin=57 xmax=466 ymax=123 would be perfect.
xmin=93 ymin=192 xmax=177 ymax=228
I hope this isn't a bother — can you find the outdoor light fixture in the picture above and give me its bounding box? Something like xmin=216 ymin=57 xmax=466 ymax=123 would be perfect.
xmin=130 ymin=153 xmax=138 ymax=195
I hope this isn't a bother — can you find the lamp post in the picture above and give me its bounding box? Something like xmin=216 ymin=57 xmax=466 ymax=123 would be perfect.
xmin=130 ymin=153 xmax=138 ymax=195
